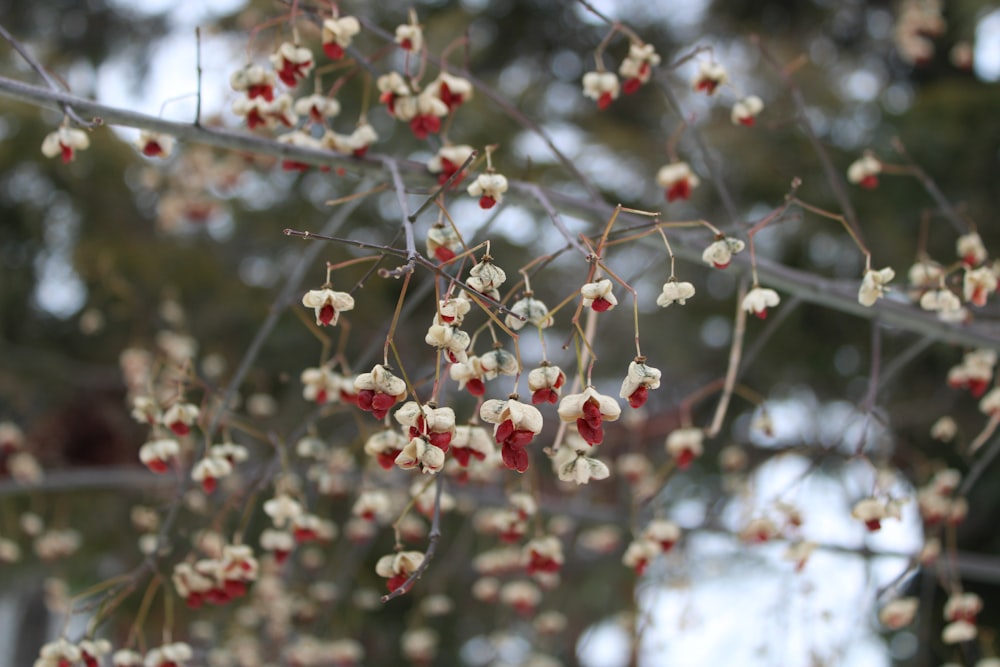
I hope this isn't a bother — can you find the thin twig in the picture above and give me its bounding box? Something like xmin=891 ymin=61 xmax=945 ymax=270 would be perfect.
xmin=707 ymin=279 xmax=748 ymax=438
xmin=756 ymin=37 xmax=866 ymax=249
xmin=655 ymin=79 xmax=741 ymax=227
xmin=0 ymin=22 xmax=98 ymax=128
xmin=1 ymin=75 xmax=997 ymax=350
xmin=194 ymin=27 xmax=203 ymax=127
xmin=407 ymin=150 xmax=478 ymax=223
xmin=381 ymin=473 xmax=445 ymax=602
xmin=385 ymin=158 xmax=418 ymax=261
xmin=149 ymin=180 xmax=372 ymax=560
xmin=518 ymin=182 xmax=591 ymax=258
xmin=891 ymin=137 xmax=968 ymax=234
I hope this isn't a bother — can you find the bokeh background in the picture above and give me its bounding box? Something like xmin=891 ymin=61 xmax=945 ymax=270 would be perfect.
xmin=2 ymin=1 xmax=1000 ymax=665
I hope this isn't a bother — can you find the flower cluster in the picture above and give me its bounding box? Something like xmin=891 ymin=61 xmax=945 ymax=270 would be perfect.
xmin=393 ymin=401 xmax=456 ymax=473
xmin=364 ymin=429 xmax=410 ymax=471
xmin=354 ymin=364 xmax=407 ymax=419
xmin=427 ymin=144 xmax=475 ymax=185
xmin=618 ymin=360 xmax=661 ymax=408
xmin=618 ymin=42 xmax=660 ymax=94
xmin=943 ymin=592 xmax=983 ymax=643
xmin=551 ymin=434 xmax=610 ymax=485
xmin=376 ymin=550 xmax=425 ymax=592
xmin=172 ymin=544 xmax=259 ymax=608
xmin=450 ymin=424 xmax=494 ymax=468
xmin=302 ymin=287 xmax=355 ymax=327
xmin=622 ymin=520 xmax=682 ymax=574
xmin=480 ymin=397 xmax=544 ymax=472
xmin=557 ymin=387 xmax=621 ymax=445
xmin=656 ymin=161 xmax=700 ymax=202
xmin=270 ymin=42 xmax=314 ymax=87
xmin=135 ymin=130 xmax=175 ymax=158
xmin=858 ymin=266 xmax=895 ymax=306
xmin=665 ymin=427 xmax=703 ymax=469
xmin=742 ymin=286 xmax=780 ymax=319
xmin=582 ymin=71 xmax=620 ymax=110
xmin=702 ymin=235 xmax=745 ymax=269
xmin=850 ymin=496 xmax=904 ymax=532
xmin=947 ymin=349 xmax=996 ymax=398
xmin=731 ymin=95 xmax=764 ymax=125
xmin=580 ymin=279 xmax=617 ymax=312
xmin=847 ymin=153 xmax=882 ymax=189
xmin=692 ymin=60 xmax=728 ymax=94
xmin=377 ymin=71 xmax=453 ymax=139
xmin=528 ymin=364 xmax=566 ymax=405
xmin=467 ymin=172 xmax=509 ymax=209
xmin=916 ymin=468 xmax=967 ymax=525
xmin=321 ymin=15 xmax=361 ymax=60
xmin=426 ymin=223 xmax=462 ymax=263
xmin=41 ymin=126 xmax=90 ymax=163
xmin=506 ymin=296 xmax=552 ymax=331
xmin=425 ymin=297 xmax=473 ymax=364
xmin=467 ymin=257 xmax=507 ymax=298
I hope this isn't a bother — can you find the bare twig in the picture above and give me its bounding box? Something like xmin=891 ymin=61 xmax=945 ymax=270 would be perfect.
xmin=655 ymin=81 xmax=741 ymax=227
xmin=707 ymin=280 xmax=748 ymax=438
xmin=407 ymin=150 xmax=478 ymax=223
xmin=891 ymin=137 xmax=968 ymax=234
xmin=381 ymin=473 xmax=445 ymax=602
xmin=148 ymin=180 xmax=373 ymax=560
xmin=517 ymin=182 xmax=591 ymax=259
xmin=385 ymin=159 xmax=418 ymax=261
xmin=194 ymin=27 xmax=203 ymax=127
xmin=0 ymin=22 xmax=98 ymax=128
xmin=0 ymin=76 xmax=997 ymax=350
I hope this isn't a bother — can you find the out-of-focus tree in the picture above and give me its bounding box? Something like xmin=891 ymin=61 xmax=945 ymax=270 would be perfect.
xmin=1 ymin=1 xmax=1000 ymax=666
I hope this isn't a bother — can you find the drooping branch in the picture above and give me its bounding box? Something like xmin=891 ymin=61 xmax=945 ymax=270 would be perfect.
xmin=0 ymin=75 xmax=997 ymax=351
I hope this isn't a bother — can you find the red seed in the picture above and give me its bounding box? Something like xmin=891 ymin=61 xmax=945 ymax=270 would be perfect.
xmin=434 ymin=246 xmax=456 ymax=263
xmin=666 ymin=180 xmax=692 ymax=202
xmin=357 ymin=389 xmax=375 ymax=411
xmin=452 ymin=447 xmax=471 ymax=467
xmin=428 ymin=431 xmax=452 ymax=451
xmin=169 ymin=421 xmax=190 ymax=436
xmin=576 ymin=418 xmax=603 ymax=445
xmin=495 ymin=419 xmax=515 ymax=445
xmin=323 ymin=42 xmax=345 ymax=60
xmin=372 ymin=392 xmax=396 ymax=411
xmin=591 ymin=297 xmax=613 ymax=312
xmin=629 ymin=386 xmax=648 ymax=408
xmin=502 ymin=444 xmax=530 ymax=472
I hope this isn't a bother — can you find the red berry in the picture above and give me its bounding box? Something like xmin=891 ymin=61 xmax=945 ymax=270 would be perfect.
xmin=501 ymin=443 xmax=530 ymax=472
xmin=576 ymin=417 xmax=603 ymax=445
xmin=591 ymin=297 xmax=613 ymax=312
xmin=323 ymin=42 xmax=345 ymax=60
xmin=628 ymin=386 xmax=648 ymax=409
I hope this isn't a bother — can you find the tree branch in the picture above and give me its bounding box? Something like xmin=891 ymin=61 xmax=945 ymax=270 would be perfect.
xmin=0 ymin=75 xmax=997 ymax=350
